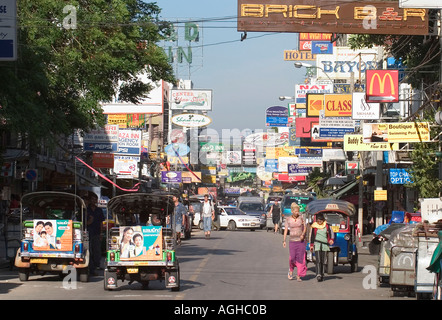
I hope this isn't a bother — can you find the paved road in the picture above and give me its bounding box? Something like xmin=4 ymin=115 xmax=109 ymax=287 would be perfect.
xmin=0 ymin=227 xmax=400 ymax=303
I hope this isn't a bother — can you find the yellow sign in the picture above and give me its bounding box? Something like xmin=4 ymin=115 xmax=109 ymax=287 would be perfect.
xmin=324 ymin=94 xmax=352 ymax=117
xmin=284 ymin=50 xmax=316 ymax=61
xmin=363 ymin=122 xmax=430 ymax=143
xmin=306 ymin=93 xmax=324 ymax=117
xmin=374 ymin=189 xmax=387 ymax=201
xmin=385 ymin=122 xmax=430 ymax=143
xmin=266 ymin=147 xmax=290 ymax=159
xmin=343 ymin=134 xmax=399 ymax=151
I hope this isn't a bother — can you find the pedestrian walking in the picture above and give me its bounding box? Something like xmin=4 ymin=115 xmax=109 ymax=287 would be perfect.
xmin=283 ymin=203 xmax=307 ymax=281
xmin=269 ymin=199 xmax=281 ymax=233
xmin=309 ymin=213 xmax=334 ymax=282
xmin=173 ymin=195 xmax=187 ymax=245
xmin=86 ymin=193 xmax=105 ymax=276
xmin=202 ymin=194 xmax=214 ymax=238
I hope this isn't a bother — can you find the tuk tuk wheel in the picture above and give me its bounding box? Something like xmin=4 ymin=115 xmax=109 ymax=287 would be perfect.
xmin=326 ymin=252 xmax=334 ymax=274
xmin=18 ymin=268 xmax=30 ymax=281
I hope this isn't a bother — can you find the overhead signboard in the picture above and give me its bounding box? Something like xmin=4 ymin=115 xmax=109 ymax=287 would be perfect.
xmin=352 ymin=92 xmax=380 ymax=120
xmin=366 ymin=70 xmax=399 ymax=103
xmin=0 ymin=0 xmax=16 ymax=61
xmin=343 ymin=134 xmax=399 ymax=151
xmin=83 ymin=125 xmax=119 ymax=153
xmin=311 ymin=41 xmax=333 ymax=55
xmin=238 ymin=0 xmax=428 ymax=35
xmin=389 ymin=168 xmax=413 ymax=184
xmin=170 ymin=89 xmax=213 ymax=111
xmin=306 ymin=93 xmax=324 ymax=117
xmin=266 ymin=106 xmax=288 ymax=127
xmin=116 ymin=129 xmax=142 ymax=155
xmin=114 ymin=155 xmax=140 ymax=177
xmin=295 ymin=83 xmax=333 ymax=104
xmin=316 ymin=47 xmax=380 ymax=80
xmin=171 ymin=113 xmax=212 ymax=128
xmin=284 ymin=50 xmax=316 ymax=60
xmin=324 ymin=94 xmax=352 ymax=117
xmin=295 ymin=117 xmax=319 ymax=138
xmin=319 ymin=110 xmax=355 ymax=139
xmin=362 ymin=122 xmax=430 ymax=143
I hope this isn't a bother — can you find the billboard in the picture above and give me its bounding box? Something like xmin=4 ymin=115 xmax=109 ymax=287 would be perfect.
xmin=352 ymin=92 xmax=380 ymax=120
xmin=118 ymin=226 xmax=163 ymax=261
xmin=316 ymin=47 xmax=380 ymax=80
xmin=366 ymin=70 xmax=399 ymax=103
xmin=170 ymin=89 xmax=213 ymax=111
xmin=33 ymin=220 xmax=73 ymax=251
xmin=266 ymin=106 xmax=288 ymax=127
xmin=362 ymin=122 xmax=430 ymax=143
xmin=324 ymin=94 xmax=352 ymax=117
xmin=295 ymin=83 xmax=333 ymax=104
xmin=238 ymin=0 xmax=428 ymax=35
xmin=343 ymin=134 xmax=399 ymax=151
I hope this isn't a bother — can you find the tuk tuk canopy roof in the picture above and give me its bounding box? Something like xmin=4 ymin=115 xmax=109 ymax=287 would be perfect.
xmin=107 ymin=192 xmax=176 ymax=216
xmin=21 ymin=191 xmax=86 ymax=211
xmin=305 ymin=199 xmax=356 ymax=217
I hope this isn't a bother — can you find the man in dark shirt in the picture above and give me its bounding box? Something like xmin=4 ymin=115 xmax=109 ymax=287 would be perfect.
xmin=269 ymin=199 xmax=281 ymax=233
xmin=86 ymin=194 xmax=104 ymax=276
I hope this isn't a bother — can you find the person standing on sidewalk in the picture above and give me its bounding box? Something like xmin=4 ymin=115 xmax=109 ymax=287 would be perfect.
xmin=173 ymin=195 xmax=187 ymax=245
xmin=283 ymin=203 xmax=307 ymax=281
xmin=86 ymin=193 xmax=105 ymax=276
xmin=309 ymin=213 xmax=334 ymax=282
xmin=202 ymin=194 xmax=214 ymax=238
xmin=269 ymin=199 xmax=281 ymax=233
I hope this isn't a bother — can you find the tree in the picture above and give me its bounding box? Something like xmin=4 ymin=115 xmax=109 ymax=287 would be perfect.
xmin=0 ymin=0 xmax=175 ymax=143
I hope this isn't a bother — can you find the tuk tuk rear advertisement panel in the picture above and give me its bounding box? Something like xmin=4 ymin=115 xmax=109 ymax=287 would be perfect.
xmin=119 ymin=226 xmax=163 ymax=261
xmin=33 ymin=220 xmax=73 ymax=251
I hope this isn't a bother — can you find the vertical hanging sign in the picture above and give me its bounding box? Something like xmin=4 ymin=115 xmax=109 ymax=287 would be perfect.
xmin=0 ymin=0 xmax=17 ymax=61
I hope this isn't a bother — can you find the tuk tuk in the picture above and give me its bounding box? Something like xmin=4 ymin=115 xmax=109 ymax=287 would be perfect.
xmin=306 ymin=199 xmax=358 ymax=274
xmin=103 ymin=192 xmax=180 ymax=291
xmin=14 ymin=191 xmax=89 ymax=282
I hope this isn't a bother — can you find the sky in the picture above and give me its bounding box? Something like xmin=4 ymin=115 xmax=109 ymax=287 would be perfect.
xmin=156 ymin=0 xmax=306 ymax=135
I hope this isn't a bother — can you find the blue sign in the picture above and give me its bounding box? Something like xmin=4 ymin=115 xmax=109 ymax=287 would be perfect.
xmin=84 ymin=142 xmax=118 ymax=152
xmin=165 ymin=143 xmax=190 ymax=156
xmin=161 ymin=171 xmax=182 ymax=183
xmin=319 ymin=127 xmax=354 ymax=138
xmin=265 ymin=159 xmax=278 ymax=172
xmin=311 ymin=41 xmax=333 ymax=54
xmin=266 ymin=106 xmax=288 ymax=127
xmin=287 ymin=164 xmax=312 ymax=175
xmin=389 ymin=169 xmax=412 ymax=184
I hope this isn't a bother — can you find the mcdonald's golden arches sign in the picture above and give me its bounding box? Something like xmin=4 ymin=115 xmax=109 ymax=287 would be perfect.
xmin=365 ymin=70 xmax=399 ymax=103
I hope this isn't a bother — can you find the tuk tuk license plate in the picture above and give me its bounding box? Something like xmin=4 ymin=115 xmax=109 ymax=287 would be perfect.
xmin=126 ymin=267 xmax=139 ymax=274
xmin=30 ymin=258 xmax=48 ymax=264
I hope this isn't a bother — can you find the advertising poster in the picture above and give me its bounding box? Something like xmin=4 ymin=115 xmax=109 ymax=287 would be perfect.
xmin=363 ymin=122 xmax=430 ymax=143
xmin=33 ymin=220 xmax=73 ymax=251
xmin=119 ymin=226 xmax=163 ymax=261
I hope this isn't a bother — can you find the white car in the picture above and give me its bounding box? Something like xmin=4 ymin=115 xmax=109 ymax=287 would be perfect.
xmin=218 ymin=206 xmax=261 ymax=231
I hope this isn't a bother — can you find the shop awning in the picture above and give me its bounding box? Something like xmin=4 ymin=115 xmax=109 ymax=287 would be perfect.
xmin=329 ymin=178 xmax=359 ymax=199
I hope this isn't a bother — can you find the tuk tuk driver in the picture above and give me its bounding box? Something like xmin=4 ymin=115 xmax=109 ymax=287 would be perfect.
xmin=172 ymin=196 xmax=187 ymax=245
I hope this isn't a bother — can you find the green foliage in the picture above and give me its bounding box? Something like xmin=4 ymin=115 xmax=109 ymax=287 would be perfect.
xmin=0 ymin=0 xmax=175 ymax=142
xmin=307 ymin=168 xmax=330 ymax=198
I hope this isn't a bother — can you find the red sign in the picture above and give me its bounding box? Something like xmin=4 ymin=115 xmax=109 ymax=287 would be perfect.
xmin=366 ymin=70 xmax=399 ymax=103
xmin=92 ymin=153 xmax=114 ymax=168
xmin=274 ymin=173 xmax=306 ymax=182
xmin=299 ymin=40 xmax=311 ymax=51
xmin=295 ymin=117 xmax=319 ymax=138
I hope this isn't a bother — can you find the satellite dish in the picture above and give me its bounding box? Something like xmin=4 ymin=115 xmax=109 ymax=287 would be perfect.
xmin=435 ymin=111 xmax=442 ymax=125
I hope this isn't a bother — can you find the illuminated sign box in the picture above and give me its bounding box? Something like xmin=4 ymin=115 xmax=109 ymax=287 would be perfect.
xmin=238 ymin=0 xmax=428 ymax=35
